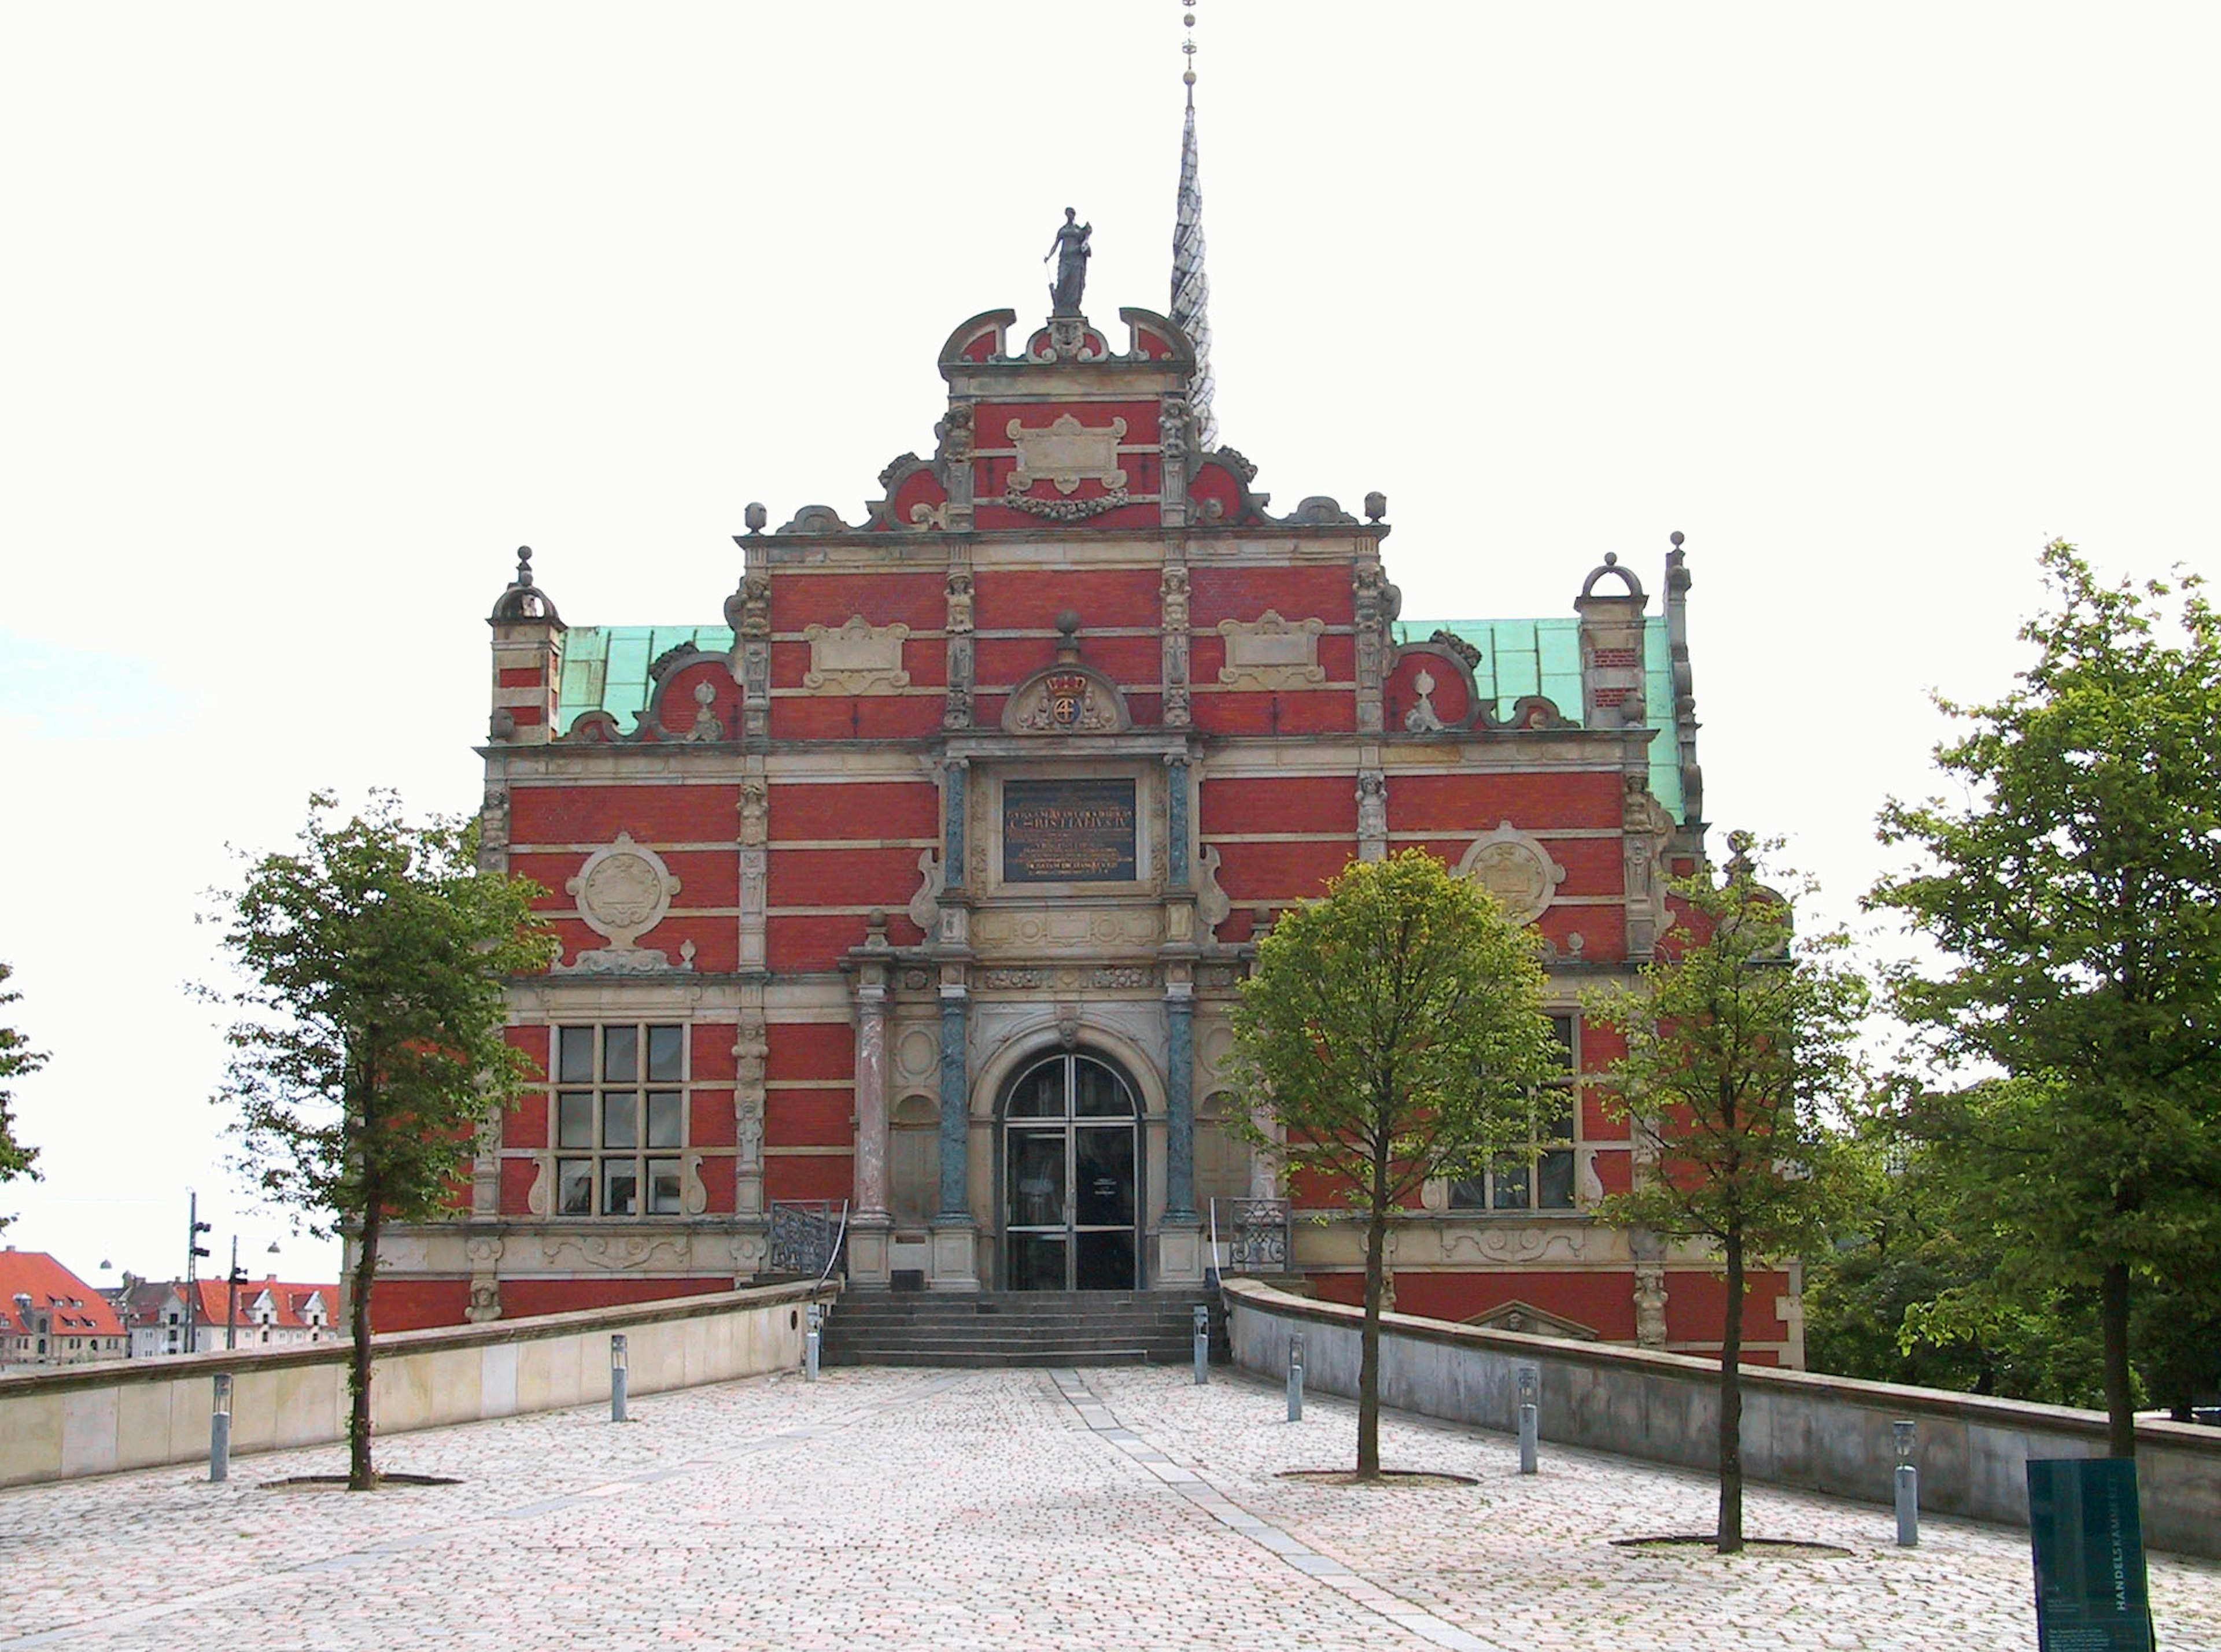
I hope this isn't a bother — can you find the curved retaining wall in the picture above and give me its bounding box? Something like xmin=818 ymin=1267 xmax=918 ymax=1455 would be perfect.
xmin=1224 ymin=1278 xmax=2221 ymax=1559
xmin=0 ymin=1280 xmax=837 ymax=1488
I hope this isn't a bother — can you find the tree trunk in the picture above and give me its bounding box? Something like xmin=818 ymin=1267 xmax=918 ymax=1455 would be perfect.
xmin=2099 ymin=1259 xmax=2136 ymax=1459
xmin=348 ymin=1199 xmax=381 ymax=1491
xmin=1716 ymin=1227 xmax=1745 ymax=1554
xmin=1357 ymin=1198 xmax=1386 ymax=1479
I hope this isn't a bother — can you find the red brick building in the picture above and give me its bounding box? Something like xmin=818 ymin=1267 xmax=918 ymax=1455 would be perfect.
xmin=361 ymin=265 xmax=1801 ymax=1366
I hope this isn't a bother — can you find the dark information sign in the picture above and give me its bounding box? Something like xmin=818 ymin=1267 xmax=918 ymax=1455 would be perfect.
xmin=1002 ymin=778 xmax=1137 ymax=884
xmin=2027 ymin=1458 xmax=2155 ymax=1652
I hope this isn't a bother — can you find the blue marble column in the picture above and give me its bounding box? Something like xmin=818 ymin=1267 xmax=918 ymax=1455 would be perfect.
xmin=1164 ymin=992 xmax=1197 ymax=1222
xmin=1165 ymin=755 xmax=1191 ymax=887
xmin=936 ymin=992 xmax=971 ymax=1219
xmin=942 ymin=759 xmax=968 ymax=892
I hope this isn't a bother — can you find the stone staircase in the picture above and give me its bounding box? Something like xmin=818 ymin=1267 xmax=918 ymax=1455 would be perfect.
xmin=820 ymin=1288 xmax=1226 ymax=1368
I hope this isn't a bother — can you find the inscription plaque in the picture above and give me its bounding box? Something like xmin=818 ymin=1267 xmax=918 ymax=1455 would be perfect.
xmin=1003 ymin=779 xmax=1137 ymax=884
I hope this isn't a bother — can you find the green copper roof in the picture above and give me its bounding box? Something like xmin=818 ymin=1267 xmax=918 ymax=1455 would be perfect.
xmin=1394 ymin=616 xmax=1684 ymax=823
xmin=556 ymin=615 xmax=1683 ymax=824
xmin=557 ymin=626 xmax=733 ymax=736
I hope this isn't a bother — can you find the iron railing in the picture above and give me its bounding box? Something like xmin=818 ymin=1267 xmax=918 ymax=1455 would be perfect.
xmin=1209 ymin=1197 xmax=1292 ymax=1274
xmin=766 ymin=1199 xmax=848 ymax=1283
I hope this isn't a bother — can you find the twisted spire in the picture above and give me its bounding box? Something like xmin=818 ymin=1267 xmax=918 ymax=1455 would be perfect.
xmin=1171 ymin=17 xmax=1218 ymax=450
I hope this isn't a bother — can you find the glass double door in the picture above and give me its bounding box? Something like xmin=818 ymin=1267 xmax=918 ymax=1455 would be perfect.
xmin=1003 ymin=1054 xmax=1139 ymax=1291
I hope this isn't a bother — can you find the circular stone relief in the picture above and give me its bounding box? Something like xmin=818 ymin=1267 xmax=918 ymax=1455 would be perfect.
xmin=1456 ymin=822 xmax=1566 ymax=927
xmin=566 ymin=831 xmax=680 ymax=948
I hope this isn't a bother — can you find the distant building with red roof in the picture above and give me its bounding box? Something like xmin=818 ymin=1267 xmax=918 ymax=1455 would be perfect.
xmin=113 ymin=1274 xmax=340 ymax=1358
xmin=0 ymin=1248 xmax=126 ymax=1369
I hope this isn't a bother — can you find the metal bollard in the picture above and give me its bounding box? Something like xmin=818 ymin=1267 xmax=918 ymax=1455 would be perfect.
xmin=1193 ymin=1304 xmax=1211 ymax=1385
xmin=209 ymin=1373 xmax=233 ymax=1483
xmin=805 ymin=1303 xmax=822 ymax=1384
xmin=1287 ymin=1330 xmax=1304 ymax=1422
xmin=1892 ymin=1420 xmax=1919 ymax=1546
xmin=610 ymin=1333 xmax=629 ymax=1423
xmin=1517 ymin=1363 xmax=1539 ymax=1476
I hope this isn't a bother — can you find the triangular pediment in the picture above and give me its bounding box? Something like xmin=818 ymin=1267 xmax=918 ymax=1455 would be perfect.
xmin=1463 ymin=1299 xmax=1601 ymax=1341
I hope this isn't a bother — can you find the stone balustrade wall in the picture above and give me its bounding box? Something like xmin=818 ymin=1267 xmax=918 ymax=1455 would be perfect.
xmin=0 ymin=1280 xmax=836 ymax=1488
xmin=1224 ymin=1278 xmax=2221 ymax=1559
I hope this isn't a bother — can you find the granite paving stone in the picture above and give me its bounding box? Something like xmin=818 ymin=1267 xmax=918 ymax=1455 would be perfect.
xmin=0 ymin=1361 xmax=2212 ymax=1650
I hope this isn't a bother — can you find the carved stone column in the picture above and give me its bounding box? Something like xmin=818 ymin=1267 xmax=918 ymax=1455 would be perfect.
xmin=737 ymin=769 xmax=768 ymax=971
xmin=1161 ymin=565 xmax=1192 ymax=729
xmin=726 ymin=564 xmax=771 ymax=740
xmin=943 ymin=568 xmax=975 ymax=731
xmin=1157 ymin=970 xmax=1204 ymax=1285
xmin=734 ymin=1009 xmax=768 ymax=1223
xmin=1356 ymin=767 xmax=1388 ymax=863
xmin=1632 ymin=1227 xmax=1669 ymax=1349
xmin=929 ymin=976 xmax=979 ymax=1290
xmin=1352 ymin=557 xmax=1399 ymax=737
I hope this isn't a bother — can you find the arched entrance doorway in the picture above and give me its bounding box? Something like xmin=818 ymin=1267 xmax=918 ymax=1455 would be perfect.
xmin=1001 ymin=1051 xmax=1141 ymax=1291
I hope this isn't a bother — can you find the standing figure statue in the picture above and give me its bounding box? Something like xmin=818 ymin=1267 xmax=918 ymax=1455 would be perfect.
xmin=1045 ymin=207 xmax=1091 ymax=317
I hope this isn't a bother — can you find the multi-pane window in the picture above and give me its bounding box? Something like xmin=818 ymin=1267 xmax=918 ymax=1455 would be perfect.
xmin=1451 ymin=1014 xmax=1578 ymax=1212
xmin=554 ymin=1023 xmax=687 ymax=1217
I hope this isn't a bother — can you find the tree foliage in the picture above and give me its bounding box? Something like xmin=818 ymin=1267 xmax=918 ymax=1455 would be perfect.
xmin=205 ymin=792 xmax=554 ymax=1487
xmin=0 ymin=961 xmax=46 ymax=1230
xmin=1230 ymin=849 xmax=1561 ymax=1477
xmin=1802 ymin=1095 xmax=2109 ymax=1405
xmin=1587 ymin=837 xmax=1868 ymax=1553
xmin=1867 ymin=541 xmax=2221 ymax=1455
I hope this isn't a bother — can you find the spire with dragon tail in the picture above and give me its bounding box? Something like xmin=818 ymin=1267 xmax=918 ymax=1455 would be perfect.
xmin=1171 ymin=16 xmax=1218 ymax=451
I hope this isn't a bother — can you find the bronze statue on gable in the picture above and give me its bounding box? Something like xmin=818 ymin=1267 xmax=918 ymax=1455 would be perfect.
xmin=1045 ymin=208 xmax=1091 ymax=316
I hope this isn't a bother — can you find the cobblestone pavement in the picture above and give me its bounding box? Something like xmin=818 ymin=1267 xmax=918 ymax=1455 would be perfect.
xmin=1 ymin=1363 xmax=2215 ymax=1650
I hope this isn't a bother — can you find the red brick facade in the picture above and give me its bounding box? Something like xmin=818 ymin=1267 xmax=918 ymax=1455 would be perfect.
xmin=374 ymin=297 xmax=1803 ymax=1367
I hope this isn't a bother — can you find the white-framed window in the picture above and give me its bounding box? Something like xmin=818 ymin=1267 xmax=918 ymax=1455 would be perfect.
xmin=553 ymin=1023 xmax=688 ymax=1217
xmin=1451 ymin=1013 xmax=1578 ymax=1212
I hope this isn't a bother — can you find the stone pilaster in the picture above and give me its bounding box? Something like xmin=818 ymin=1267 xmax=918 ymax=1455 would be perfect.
xmin=849 ymin=954 xmax=894 ymax=1285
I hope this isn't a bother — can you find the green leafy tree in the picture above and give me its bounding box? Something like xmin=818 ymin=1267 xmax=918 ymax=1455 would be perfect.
xmin=1803 ymin=1092 xmax=2108 ymax=1404
xmin=205 ymin=792 xmax=554 ymax=1488
xmin=0 ymin=962 xmax=45 ymax=1229
xmin=1588 ymin=838 xmax=1868 ymax=1553
xmin=1868 ymin=542 xmax=2221 ymax=1457
xmin=1230 ymin=849 xmax=1561 ymax=1478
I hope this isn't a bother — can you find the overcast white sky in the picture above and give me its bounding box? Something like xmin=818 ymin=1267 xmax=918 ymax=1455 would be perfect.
xmin=3 ymin=3 xmax=2216 ymax=1284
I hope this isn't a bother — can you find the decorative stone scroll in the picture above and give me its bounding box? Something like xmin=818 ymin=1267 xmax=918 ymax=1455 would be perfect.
xmin=803 ymin=616 xmax=911 ymax=693
xmin=1218 ymin=611 xmax=1326 ymax=689
xmin=1455 ymin=821 xmax=1567 ymax=926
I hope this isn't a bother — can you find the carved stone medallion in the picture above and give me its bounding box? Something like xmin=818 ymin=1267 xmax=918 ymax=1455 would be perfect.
xmin=568 ymin=833 xmax=678 ymax=948
xmin=1455 ymin=822 xmax=1567 ymax=926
